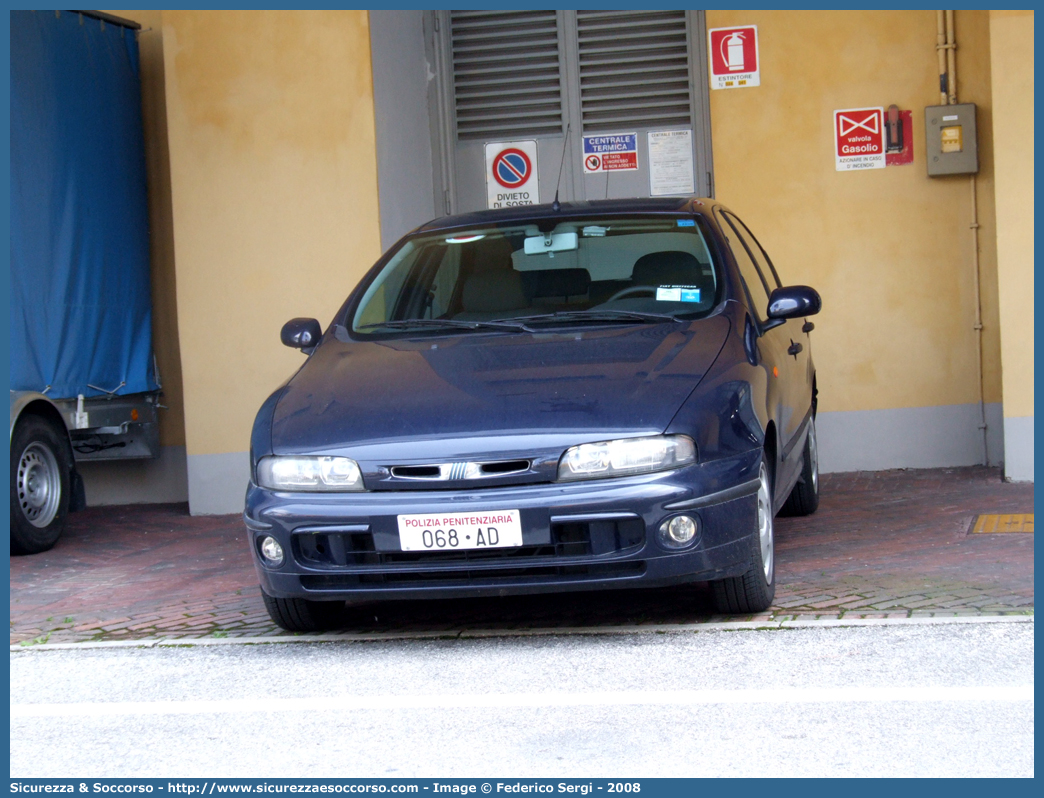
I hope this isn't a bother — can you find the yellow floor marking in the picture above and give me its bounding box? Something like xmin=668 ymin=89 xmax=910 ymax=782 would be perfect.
xmin=972 ymin=514 xmax=1033 ymax=533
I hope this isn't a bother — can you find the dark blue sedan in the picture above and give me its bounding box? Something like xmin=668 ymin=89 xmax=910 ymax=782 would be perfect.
xmin=246 ymin=197 xmax=821 ymax=631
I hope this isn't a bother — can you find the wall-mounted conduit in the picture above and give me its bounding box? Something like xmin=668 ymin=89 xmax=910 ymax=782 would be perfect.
xmin=936 ymin=9 xmax=989 ymax=465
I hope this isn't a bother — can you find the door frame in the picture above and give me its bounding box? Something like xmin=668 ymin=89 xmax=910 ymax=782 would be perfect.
xmin=427 ymin=9 xmax=715 ymax=215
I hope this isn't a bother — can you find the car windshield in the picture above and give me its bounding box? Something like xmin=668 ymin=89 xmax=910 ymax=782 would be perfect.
xmin=351 ymin=215 xmax=720 ymax=334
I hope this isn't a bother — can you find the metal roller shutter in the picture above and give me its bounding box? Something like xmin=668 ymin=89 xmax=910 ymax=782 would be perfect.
xmin=575 ymin=10 xmax=693 ymax=132
xmin=429 ymin=9 xmax=712 ymax=210
xmin=449 ymin=10 xmax=564 ymax=141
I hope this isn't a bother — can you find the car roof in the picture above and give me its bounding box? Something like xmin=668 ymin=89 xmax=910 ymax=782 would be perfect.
xmin=412 ymin=196 xmax=716 ymax=234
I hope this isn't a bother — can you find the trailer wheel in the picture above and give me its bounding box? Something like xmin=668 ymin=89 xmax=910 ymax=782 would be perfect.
xmin=10 ymin=415 xmax=71 ymax=555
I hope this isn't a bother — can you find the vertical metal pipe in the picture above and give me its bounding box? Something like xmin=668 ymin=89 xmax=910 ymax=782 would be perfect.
xmin=970 ymin=176 xmax=988 ymax=464
xmin=936 ymin=10 xmax=948 ymax=105
xmin=938 ymin=10 xmax=985 ymax=461
xmin=945 ymin=10 xmax=957 ymax=104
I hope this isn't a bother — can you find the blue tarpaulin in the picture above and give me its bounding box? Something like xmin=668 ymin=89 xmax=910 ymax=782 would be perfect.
xmin=10 ymin=10 xmax=157 ymax=398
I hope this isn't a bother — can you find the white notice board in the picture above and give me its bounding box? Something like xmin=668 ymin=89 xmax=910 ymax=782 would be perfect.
xmin=648 ymin=130 xmax=695 ymax=195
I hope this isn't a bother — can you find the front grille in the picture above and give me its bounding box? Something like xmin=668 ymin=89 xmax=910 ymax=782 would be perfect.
xmin=391 ymin=465 xmax=442 ymax=479
xmin=388 ymin=460 xmax=532 ymax=481
xmin=293 ymin=517 xmax=645 ymax=567
xmin=479 ymin=459 xmax=530 ymax=475
xmin=296 ymin=532 xmax=376 ymax=567
xmin=301 ymin=561 xmax=646 ymax=590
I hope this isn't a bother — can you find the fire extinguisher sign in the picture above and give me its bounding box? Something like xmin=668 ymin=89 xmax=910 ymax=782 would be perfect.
xmin=708 ymin=25 xmax=760 ymax=90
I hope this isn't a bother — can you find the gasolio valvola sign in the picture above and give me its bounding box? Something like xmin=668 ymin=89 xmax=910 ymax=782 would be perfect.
xmin=834 ymin=107 xmax=886 ymax=171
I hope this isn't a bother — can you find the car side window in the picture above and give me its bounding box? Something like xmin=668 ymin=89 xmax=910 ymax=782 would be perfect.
xmin=726 ymin=212 xmax=782 ymax=289
xmin=716 ymin=210 xmax=772 ymax=322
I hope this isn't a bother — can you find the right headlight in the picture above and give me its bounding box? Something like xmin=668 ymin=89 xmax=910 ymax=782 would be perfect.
xmin=557 ymin=434 xmax=695 ymax=481
xmin=257 ymin=455 xmax=364 ymax=491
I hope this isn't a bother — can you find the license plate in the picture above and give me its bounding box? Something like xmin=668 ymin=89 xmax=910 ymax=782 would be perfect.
xmin=397 ymin=510 xmax=523 ymax=552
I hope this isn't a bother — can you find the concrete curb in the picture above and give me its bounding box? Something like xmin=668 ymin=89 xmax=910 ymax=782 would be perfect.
xmin=10 ymin=612 xmax=1033 ymax=652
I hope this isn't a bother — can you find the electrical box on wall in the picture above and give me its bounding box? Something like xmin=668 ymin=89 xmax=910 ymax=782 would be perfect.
xmin=925 ymin=103 xmax=978 ymax=176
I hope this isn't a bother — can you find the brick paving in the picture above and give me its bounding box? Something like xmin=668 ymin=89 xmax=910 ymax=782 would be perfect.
xmin=9 ymin=466 xmax=1033 ymax=645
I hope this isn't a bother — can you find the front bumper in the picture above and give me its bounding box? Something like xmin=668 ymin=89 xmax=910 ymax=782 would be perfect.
xmin=244 ymin=451 xmax=761 ymax=602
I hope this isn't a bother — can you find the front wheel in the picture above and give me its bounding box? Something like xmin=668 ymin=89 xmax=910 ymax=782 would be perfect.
xmin=261 ymin=588 xmax=347 ymax=632
xmin=10 ymin=415 xmax=71 ymax=555
xmin=711 ymin=461 xmax=775 ymax=614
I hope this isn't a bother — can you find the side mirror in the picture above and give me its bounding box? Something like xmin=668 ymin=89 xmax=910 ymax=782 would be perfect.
xmin=281 ymin=317 xmax=322 ymax=350
xmin=767 ymin=286 xmax=821 ymax=320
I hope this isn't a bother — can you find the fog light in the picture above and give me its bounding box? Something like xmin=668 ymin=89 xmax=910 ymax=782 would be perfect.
xmin=658 ymin=515 xmax=698 ymax=548
xmin=260 ymin=535 xmax=285 ymax=566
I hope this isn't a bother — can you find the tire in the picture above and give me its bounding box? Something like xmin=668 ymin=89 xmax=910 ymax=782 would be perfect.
xmin=711 ymin=460 xmax=775 ymax=614
xmin=261 ymin=588 xmax=347 ymax=632
xmin=10 ymin=415 xmax=72 ymax=555
xmin=780 ymin=417 xmax=820 ymax=517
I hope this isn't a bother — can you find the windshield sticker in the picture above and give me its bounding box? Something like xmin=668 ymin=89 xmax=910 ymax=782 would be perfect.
xmin=676 ymin=219 xmax=696 ymax=227
xmin=656 ymin=285 xmax=701 ymax=302
xmin=582 ymin=226 xmax=608 ymax=237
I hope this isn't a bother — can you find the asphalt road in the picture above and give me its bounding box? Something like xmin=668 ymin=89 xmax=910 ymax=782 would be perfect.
xmin=10 ymin=619 xmax=1033 ymax=778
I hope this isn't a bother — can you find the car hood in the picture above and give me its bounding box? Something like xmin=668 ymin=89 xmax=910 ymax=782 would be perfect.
xmin=270 ymin=316 xmax=730 ymax=460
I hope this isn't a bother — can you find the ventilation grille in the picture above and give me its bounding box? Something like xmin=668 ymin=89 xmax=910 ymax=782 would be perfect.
xmin=450 ymin=10 xmax=564 ymax=141
xmin=576 ymin=10 xmax=693 ymax=132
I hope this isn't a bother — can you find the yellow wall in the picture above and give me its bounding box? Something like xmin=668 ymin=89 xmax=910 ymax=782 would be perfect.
xmin=104 ymin=10 xmax=186 ymax=448
xmin=106 ymin=9 xmax=1021 ymax=479
xmin=706 ymin=10 xmax=1001 ymax=414
xmin=160 ymin=10 xmax=384 ymax=457
xmin=990 ymin=11 xmax=1034 ymax=420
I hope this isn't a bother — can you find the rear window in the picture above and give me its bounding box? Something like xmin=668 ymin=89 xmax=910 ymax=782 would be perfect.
xmin=351 ymin=216 xmax=720 ymax=333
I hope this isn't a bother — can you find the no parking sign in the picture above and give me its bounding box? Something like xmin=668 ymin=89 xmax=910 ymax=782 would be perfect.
xmin=485 ymin=140 xmax=539 ymax=209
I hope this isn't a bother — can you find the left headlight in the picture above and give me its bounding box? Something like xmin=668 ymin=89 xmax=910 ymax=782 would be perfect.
xmin=256 ymin=456 xmax=364 ymax=492
xmin=557 ymin=435 xmax=695 ymax=481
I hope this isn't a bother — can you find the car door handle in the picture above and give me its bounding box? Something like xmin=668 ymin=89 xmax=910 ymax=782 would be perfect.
xmin=788 ymin=341 xmax=803 ymax=356
xmin=802 ymin=321 xmax=815 ymax=334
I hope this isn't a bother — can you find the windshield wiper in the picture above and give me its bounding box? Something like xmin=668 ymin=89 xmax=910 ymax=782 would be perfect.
xmin=357 ymin=310 xmax=676 ymax=334
xmin=357 ymin=318 xmax=534 ymax=333
xmin=503 ymin=309 xmax=680 ymax=325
